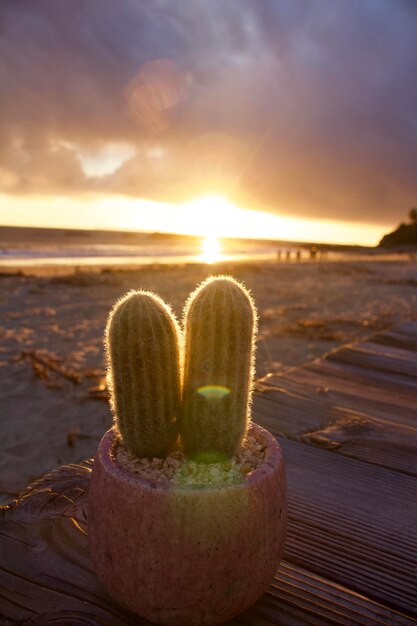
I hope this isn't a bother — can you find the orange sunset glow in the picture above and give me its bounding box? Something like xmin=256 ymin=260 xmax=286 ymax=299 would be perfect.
xmin=0 ymin=0 xmax=416 ymax=251
xmin=1 ymin=1 xmax=416 ymax=244
xmin=0 ymin=194 xmax=387 ymax=246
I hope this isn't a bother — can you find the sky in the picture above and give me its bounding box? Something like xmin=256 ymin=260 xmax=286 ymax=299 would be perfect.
xmin=0 ymin=0 xmax=416 ymax=244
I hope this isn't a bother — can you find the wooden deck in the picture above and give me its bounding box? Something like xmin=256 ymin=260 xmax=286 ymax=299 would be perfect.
xmin=1 ymin=320 xmax=417 ymax=625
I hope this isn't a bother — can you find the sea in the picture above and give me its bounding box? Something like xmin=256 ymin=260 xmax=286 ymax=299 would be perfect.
xmin=0 ymin=232 xmax=406 ymax=275
xmin=0 ymin=240 xmax=283 ymax=274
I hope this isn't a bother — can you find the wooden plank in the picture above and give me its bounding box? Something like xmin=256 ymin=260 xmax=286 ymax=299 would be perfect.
xmin=0 ymin=462 xmax=138 ymax=626
xmin=254 ymin=392 xmax=333 ymax=438
xmin=371 ymin=330 xmax=417 ymax=353
xmin=366 ymin=333 xmax=417 ymax=365
xmin=360 ymin=340 xmax=417 ymax=365
xmin=254 ymin=382 xmax=417 ymax=477
xmin=257 ymin=374 xmax=417 ymax=428
xmin=260 ymin=357 xmax=417 ymax=411
xmin=301 ymin=415 xmax=417 ymax=477
xmin=296 ymin=360 xmax=417 ymax=408
xmin=281 ymin=439 xmax=417 ymax=617
xmin=266 ymin=562 xmax=416 ymax=626
xmin=237 ymin=562 xmax=417 ymax=626
xmin=255 ymin=382 xmax=413 ymax=437
xmin=1 ymin=461 xmax=415 ymax=625
xmin=253 ymin=321 xmax=417 ymax=476
xmin=395 ymin=321 xmax=417 ymax=337
xmin=328 ymin=345 xmax=417 ymax=380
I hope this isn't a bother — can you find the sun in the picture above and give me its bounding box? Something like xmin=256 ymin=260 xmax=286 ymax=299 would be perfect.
xmin=183 ymin=195 xmax=238 ymax=237
xmin=183 ymin=195 xmax=234 ymax=263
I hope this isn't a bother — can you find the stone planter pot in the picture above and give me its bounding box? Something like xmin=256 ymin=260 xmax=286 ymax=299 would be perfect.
xmin=88 ymin=422 xmax=287 ymax=626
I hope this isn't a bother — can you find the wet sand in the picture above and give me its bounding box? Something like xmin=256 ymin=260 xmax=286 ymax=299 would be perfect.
xmin=1 ymin=258 xmax=417 ymax=502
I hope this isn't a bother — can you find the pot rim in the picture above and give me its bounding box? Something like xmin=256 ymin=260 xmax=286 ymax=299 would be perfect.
xmin=95 ymin=422 xmax=283 ymax=495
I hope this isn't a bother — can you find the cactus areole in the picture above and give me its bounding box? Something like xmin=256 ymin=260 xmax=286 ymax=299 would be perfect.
xmin=88 ymin=279 xmax=287 ymax=626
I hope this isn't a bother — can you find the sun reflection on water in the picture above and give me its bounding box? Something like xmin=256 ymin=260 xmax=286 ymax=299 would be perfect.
xmin=199 ymin=235 xmax=223 ymax=264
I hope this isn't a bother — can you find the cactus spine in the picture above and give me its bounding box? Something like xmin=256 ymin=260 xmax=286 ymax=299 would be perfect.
xmin=106 ymin=290 xmax=181 ymax=459
xmin=180 ymin=276 xmax=257 ymax=460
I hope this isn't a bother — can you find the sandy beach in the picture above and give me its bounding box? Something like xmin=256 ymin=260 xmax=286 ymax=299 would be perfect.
xmin=1 ymin=257 xmax=417 ymax=502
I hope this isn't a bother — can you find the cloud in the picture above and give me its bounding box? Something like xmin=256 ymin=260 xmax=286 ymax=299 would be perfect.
xmin=0 ymin=0 xmax=416 ymax=224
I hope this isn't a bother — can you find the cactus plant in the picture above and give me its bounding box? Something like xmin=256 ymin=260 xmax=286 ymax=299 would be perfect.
xmin=89 ymin=278 xmax=287 ymax=626
xmin=180 ymin=276 xmax=257 ymax=460
xmin=105 ymin=290 xmax=181 ymax=459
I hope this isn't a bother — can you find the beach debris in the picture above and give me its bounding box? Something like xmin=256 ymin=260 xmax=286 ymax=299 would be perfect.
xmin=297 ymin=319 xmax=328 ymax=332
xmin=84 ymin=367 xmax=103 ymax=378
xmin=49 ymin=273 xmax=97 ymax=287
xmin=106 ymin=290 xmax=181 ymax=459
xmin=180 ymin=276 xmax=257 ymax=460
xmin=87 ymin=377 xmax=109 ymax=401
xmin=18 ymin=349 xmax=82 ymax=385
xmin=253 ymin=378 xmax=278 ymax=394
xmin=66 ymin=427 xmax=96 ymax=448
xmin=7 ymin=306 xmax=56 ymax=319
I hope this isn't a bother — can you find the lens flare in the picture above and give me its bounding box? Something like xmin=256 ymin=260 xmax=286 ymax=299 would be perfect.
xmin=197 ymin=385 xmax=230 ymax=399
xmin=189 ymin=450 xmax=230 ymax=464
xmin=125 ymin=58 xmax=185 ymax=132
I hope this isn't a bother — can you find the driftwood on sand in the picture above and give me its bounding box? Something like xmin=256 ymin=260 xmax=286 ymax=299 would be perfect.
xmin=1 ymin=320 xmax=417 ymax=624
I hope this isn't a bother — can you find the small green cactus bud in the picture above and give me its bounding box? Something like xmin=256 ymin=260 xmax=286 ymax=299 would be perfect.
xmin=180 ymin=276 xmax=257 ymax=461
xmin=105 ymin=290 xmax=181 ymax=458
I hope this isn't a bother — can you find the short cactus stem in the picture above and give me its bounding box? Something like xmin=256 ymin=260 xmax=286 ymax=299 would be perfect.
xmin=180 ymin=275 xmax=257 ymax=461
xmin=105 ymin=290 xmax=181 ymax=459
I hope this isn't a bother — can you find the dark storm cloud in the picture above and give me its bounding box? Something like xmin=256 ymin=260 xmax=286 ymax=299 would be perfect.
xmin=0 ymin=0 xmax=416 ymax=224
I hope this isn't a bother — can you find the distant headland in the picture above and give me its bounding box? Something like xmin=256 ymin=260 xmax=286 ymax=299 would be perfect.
xmin=379 ymin=209 xmax=417 ymax=248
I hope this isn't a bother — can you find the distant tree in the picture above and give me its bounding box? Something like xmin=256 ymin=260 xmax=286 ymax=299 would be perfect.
xmin=409 ymin=208 xmax=417 ymax=223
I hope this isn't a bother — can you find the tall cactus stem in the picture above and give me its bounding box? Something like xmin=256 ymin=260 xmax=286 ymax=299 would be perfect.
xmin=180 ymin=275 xmax=257 ymax=461
xmin=105 ymin=290 xmax=181 ymax=459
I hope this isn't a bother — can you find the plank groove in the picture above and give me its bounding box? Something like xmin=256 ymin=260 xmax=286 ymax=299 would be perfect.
xmin=361 ymin=340 xmax=417 ymax=363
xmin=309 ymin=358 xmax=417 ymax=392
xmin=371 ymin=331 xmax=417 ymax=353
xmin=328 ymin=345 xmax=417 ymax=379
xmin=281 ymin=438 xmax=417 ymax=617
xmin=301 ymin=416 xmax=417 ymax=477
xmin=396 ymin=321 xmax=417 ymax=337
xmin=257 ymin=375 xmax=417 ymax=427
